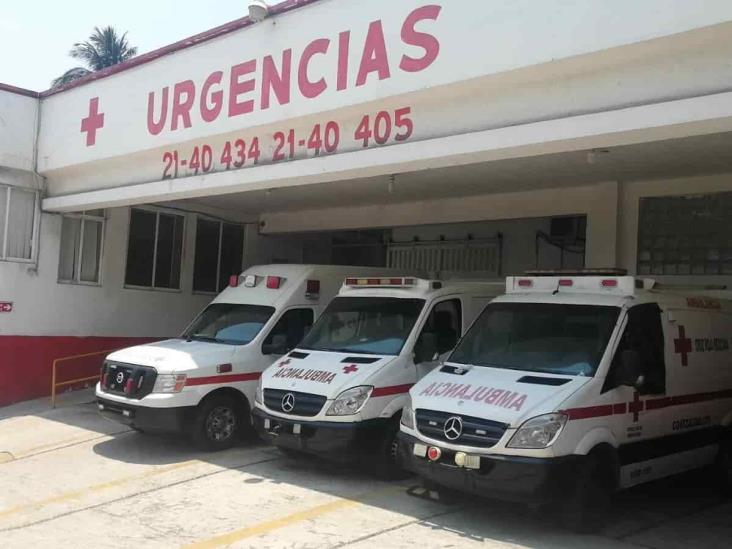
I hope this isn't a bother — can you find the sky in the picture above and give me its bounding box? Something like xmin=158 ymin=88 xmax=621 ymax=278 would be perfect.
xmin=0 ymin=0 xmax=253 ymax=91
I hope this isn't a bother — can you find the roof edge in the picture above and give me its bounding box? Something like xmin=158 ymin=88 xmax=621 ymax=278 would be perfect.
xmin=40 ymin=0 xmax=322 ymax=98
xmin=0 ymin=82 xmax=40 ymax=99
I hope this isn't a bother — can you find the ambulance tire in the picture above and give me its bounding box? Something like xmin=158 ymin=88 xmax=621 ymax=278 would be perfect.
xmin=190 ymin=394 xmax=246 ymax=452
xmin=374 ymin=419 xmax=410 ymax=480
xmin=558 ymin=454 xmax=613 ymax=533
xmin=714 ymin=433 xmax=732 ymax=493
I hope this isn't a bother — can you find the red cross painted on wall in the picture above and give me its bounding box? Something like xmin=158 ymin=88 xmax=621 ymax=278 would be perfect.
xmin=80 ymin=97 xmax=105 ymax=146
xmin=343 ymin=364 xmax=358 ymax=374
xmin=628 ymin=391 xmax=644 ymax=422
xmin=278 ymin=359 xmax=291 ymax=368
xmin=674 ymin=325 xmax=692 ymax=366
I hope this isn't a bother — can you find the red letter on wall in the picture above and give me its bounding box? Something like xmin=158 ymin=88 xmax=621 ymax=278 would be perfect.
xmin=200 ymin=71 xmax=224 ymax=123
xmin=147 ymin=87 xmax=168 ymax=136
xmin=336 ymin=31 xmax=350 ymax=91
xmin=171 ymin=80 xmax=196 ymax=131
xmin=356 ymin=21 xmax=390 ymax=87
xmin=229 ymin=60 xmax=257 ymax=117
xmin=298 ymin=38 xmax=330 ymax=99
xmin=262 ymin=49 xmax=292 ymax=110
xmin=400 ymin=5 xmax=441 ymax=72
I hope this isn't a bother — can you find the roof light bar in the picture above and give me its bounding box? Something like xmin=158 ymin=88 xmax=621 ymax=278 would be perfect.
xmin=517 ymin=279 xmax=533 ymax=288
xmin=525 ymin=268 xmax=628 ymax=276
xmin=345 ymin=277 xmax=416 ymax=287
xmin=266 ymin=276 xmax=282 ymax=289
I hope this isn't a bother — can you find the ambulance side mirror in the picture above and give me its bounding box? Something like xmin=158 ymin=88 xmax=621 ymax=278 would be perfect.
xmin=263 ymin=334 xmax=289 ymax=356
xmin=615 ymin=349 xmax=644 ymax=388
xmin=414 ymin=333 xmax=438 ymax=365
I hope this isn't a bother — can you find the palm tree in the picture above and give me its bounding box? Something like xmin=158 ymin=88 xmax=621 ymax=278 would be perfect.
xmin=52 ymin=26 xmax=137 ymax=88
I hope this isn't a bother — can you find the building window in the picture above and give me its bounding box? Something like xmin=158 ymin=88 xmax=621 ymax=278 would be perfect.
xmin=638 ymin=192 xmax=732 ymax=276
xmin=0 ymin=185 xmax=38 ymax=262
xmin=193 ymin=217 xmax=245 ymax=293
xmin=125 ymin=208 xmax=184 ymax=289
xmin=58 ymin=210 xmax=105 ymax=284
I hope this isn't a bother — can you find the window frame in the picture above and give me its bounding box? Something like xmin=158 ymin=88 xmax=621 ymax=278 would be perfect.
xmin=192 ymin=215 xmax=246 ymax=296
xmin=123 ymin=206 xmax=185 ymax=292
xmin=57 ymin=210 xmax=106 ymax=286
xmin=0 ymin=184 xmax=40 ymax=264
xmin=415 ymin=297 xmax=464 ymax=357
xmin=261 ymin=307 xmax=316 ymax=356
xmin=604 ymin=303 xmax=666 ymax=395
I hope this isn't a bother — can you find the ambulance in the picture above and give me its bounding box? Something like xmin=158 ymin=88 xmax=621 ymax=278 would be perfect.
xmin=399 ymin=271 xmax=732 ymax=529
xmin=253 ymin=277 xmax=503 ymax=474
xmin=95 ymin=264 xmax=401 ymax=450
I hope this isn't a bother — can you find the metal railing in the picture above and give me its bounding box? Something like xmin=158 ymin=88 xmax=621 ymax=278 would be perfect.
xmin=50 ymin=349 xmax=118 ymax=408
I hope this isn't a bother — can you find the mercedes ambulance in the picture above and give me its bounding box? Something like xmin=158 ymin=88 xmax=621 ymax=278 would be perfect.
xmin=96 ymin=264 xmax=402 ymax=450
xmin=253 ymin=277 xmax=503 ymax=474
xmin=399 ymin=271 xmax=732 ymax=529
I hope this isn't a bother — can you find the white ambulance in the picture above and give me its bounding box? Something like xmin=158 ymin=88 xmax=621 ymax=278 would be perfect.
xmin=253 ymin=277 xmax=503 ymax=474
xmin=96 ymin=264 xmax=401 ymax=450
xmin=399 ymin=271 xmax=732 ymax=529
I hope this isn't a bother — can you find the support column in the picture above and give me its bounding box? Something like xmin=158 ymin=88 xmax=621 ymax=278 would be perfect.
xmin=584 ymin=180 xmax=619 ymax=269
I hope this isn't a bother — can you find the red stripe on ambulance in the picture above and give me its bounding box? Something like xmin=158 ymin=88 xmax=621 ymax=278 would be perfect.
xmin=372 ymin=383 xmax=414 ymax=397
xmin=185 ymin=372 xmax=261 ymax=386
xmin=563 ymin=388 xmax=732 ymax=420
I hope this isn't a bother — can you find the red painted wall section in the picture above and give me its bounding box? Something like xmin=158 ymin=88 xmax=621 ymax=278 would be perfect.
xmin=0 ymin=336 xmax=162 ymax=407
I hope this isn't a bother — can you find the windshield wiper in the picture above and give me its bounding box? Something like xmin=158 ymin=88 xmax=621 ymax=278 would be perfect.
xmin=185 ymin=334 xmax=221 ymax=343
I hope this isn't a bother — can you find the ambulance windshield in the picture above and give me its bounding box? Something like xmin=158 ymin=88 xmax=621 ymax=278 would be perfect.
xmin=450 ymin=303 xmax=620 ymax=376
xmin=299 ymin=297 xmax=425 ymax=355
xmin=183 ymin=303 xmax=275 ymax=345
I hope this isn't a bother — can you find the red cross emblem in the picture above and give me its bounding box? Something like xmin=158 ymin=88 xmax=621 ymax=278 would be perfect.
xmin=80 ymin=97 xmax=105 ymax=147
xmin=342 ymin=364 xmax=358 ymax=374
xmin=278 ymin=359 xmax=291 ymax=368
xmin=674 ymin=325 xmax=692 ymax=366
xmin=628 ymin=391 xmax=644 ymax=422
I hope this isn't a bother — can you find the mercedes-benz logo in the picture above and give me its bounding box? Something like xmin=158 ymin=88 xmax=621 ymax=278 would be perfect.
xmin=281 ymin=393 xmax=296 ymax=413
xmin=443 ymin=416 xmax=463 ymax=441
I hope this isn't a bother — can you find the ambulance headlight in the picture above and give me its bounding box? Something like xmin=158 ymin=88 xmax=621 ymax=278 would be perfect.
xmin=400 ymin=399 xmax=415 ymax=430
xmin=152 ymin=374 xmax=187 ymax=394
xmin=326 ymin=386 xmax=373 ymax=416
xmin=254 ymin=376 xmax=263 ymax=405
xmin=507 ymin=413 xmax=568 ymax=449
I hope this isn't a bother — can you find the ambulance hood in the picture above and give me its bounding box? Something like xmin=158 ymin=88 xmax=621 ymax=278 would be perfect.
xmin=262 ymin=349 xmax=397 ymax=397
xmin=410 ymin=363 xmax=592 ymax=427
xmin=105 ymin=339 xmax=237 ymax=373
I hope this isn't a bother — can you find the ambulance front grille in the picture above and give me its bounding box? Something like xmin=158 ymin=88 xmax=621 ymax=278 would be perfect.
xmin=263 ymin=389 xmax=327 ymax=417
xmin=415 ymin=409 xmax=508 ymax=448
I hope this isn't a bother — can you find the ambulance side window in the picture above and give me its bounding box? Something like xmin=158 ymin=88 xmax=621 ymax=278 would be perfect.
xmin=262 ymin=308 xmax=315 ymax=355
xmin=414 ymin=299 xmax=462 ymax=363
xmin=607 ymin=303 xmax=666 ymax=394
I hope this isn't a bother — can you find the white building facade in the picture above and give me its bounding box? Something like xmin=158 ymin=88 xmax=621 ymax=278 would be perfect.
xmin=2 ymin=0 xmax=732 ymax=405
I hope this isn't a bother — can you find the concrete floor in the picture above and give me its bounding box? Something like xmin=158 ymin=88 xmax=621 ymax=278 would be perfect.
xmin=0 ymin=390 xmax=730 ymax=548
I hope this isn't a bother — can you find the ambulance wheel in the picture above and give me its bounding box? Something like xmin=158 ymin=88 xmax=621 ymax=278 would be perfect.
xmin=375 ymin=420 xmax=409 ymax=480
xmin=559 ymin=455 xmax=613 ymax=533
xmin=714 ymin=435 xmax=732 ymax=493
xmin=191 ymin=395 xmax=244 ymax=451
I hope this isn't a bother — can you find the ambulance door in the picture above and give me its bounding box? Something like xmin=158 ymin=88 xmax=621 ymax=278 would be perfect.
xmin=413 ymin=298 xmax=462 ymax=379
xmin=605 ymin=303 xmax=668 ymax=486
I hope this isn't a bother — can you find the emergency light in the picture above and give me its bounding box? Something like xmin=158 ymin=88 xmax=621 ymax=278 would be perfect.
xmin=306 ymin=279 xmax=320 ymax=299
xmin=266 ymin=276 xmax=282 ymax=289
xmin=345 ymin=277 xmax=417 ymax=287
xmin=229 ymin=275 xmax=239 ymax=287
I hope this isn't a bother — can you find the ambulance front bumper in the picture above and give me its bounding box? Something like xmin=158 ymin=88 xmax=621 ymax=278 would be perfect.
xmin=253 ymin=408 xmax=389 ymax=461
xmin=398 ymin=432 xmax=584 ymax=504
xmin=97 ymin=396 xmax=192 ymax=434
